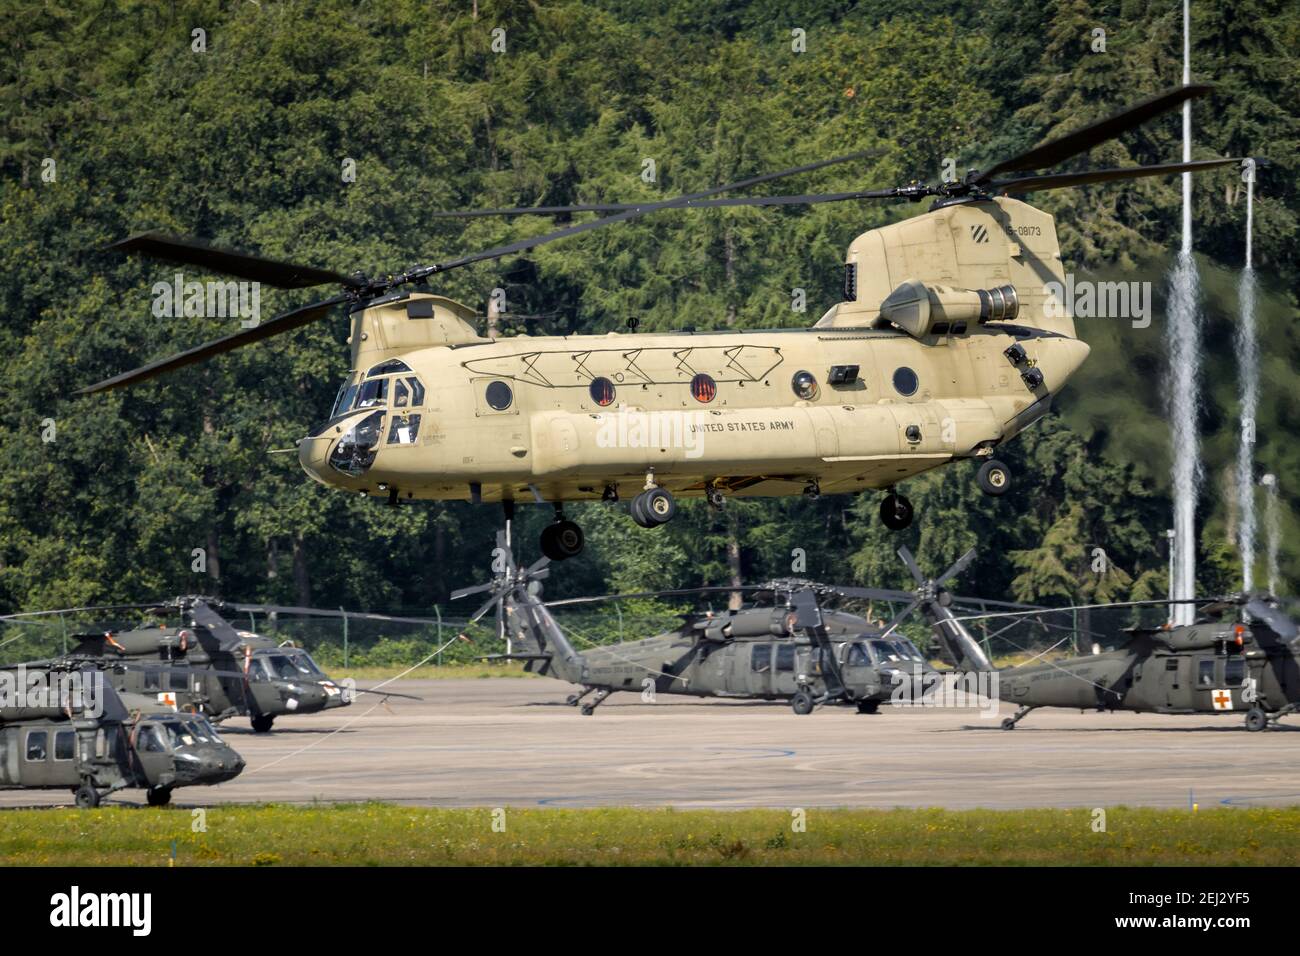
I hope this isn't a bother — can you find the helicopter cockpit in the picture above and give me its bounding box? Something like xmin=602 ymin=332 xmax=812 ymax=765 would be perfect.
xmin=246 ymin=648 xmax=327 ymax=683
xmin=325 ymin=360 xmax=427 ymax=476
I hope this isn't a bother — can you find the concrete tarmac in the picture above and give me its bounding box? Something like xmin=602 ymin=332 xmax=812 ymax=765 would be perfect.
xmin=3 ymin=678 xmax=1298 ymax=809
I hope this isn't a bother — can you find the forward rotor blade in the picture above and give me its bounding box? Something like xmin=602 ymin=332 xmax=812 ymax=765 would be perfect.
xmin=975 ymin=84 xmax=1214 ymax=183
xmin=0 ymin=604 xmax=164 ymax=621
xmin=826 ymin=585 xmax=917 ymax=604
xmin=106 ymin=232 xmax=357 ymax=290
xmin=991 ymin=158 xmax=1240 ymax=195
xmin=415 ymin=149 xmax=879 ymax=278
xmin=77 ymin=294 xmax=346 ymax=395
xmin=879 ymin=597 xmax=922 ymax=639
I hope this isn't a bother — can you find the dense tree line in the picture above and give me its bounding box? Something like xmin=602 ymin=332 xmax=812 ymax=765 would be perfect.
xmin=0 ymin=0 xmax=1297 ymax=642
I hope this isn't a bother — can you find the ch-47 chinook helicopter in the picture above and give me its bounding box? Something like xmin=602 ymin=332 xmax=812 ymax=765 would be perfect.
xmin=452 ymin=535 xmax=1048 ymax=715
xmin=916 ymin=590 xmax=1300 ymax=733
xmin=81 ymin=86 xmax=1244 ymax=561
xmin=1 ymin=598 xmax=424 ymax=733
xmin=0 ymin=662 xmax=244 ymax=807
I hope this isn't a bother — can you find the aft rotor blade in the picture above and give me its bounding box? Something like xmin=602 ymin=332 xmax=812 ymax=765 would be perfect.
xmin=975 ymin=84 xmax=1214 ymax=183
xmin=77 ymin=294 xmax=346 ymax=395
xmin=429 ymin=188 xmax=901 ymax=218
xmin=826 ymin=585 xmax=917 ymax=604
xmin=991 ymin=158 xmax=1240 ymax=195
xmin=106 ymin=232 xmax=358 ymax=289
xmin=414 ymin=149 xmax=880 ymax=279
xmin=879 ymin=597 xmax=922 ymax=639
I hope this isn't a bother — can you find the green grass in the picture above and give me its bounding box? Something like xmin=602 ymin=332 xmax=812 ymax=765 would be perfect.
xmin=2 ymin=805 xmax=1298 ymax=866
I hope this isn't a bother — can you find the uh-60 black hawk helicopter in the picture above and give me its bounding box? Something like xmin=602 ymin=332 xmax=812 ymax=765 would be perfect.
xmin=80 ymin=86 xmax=1246 ymax=561
xmin=938 ymin=592 xmax=1300 ymax=733
xmin=452 ymin=535 xmax=1048 ymax=715
xmin=0 ymin=662 xmax=244 ymax=808
xmin=1 ymin=597 xmax=425 ymax=733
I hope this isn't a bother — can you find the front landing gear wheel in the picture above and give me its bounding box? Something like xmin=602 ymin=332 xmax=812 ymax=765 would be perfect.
xmin=1245 ymin=707 xmax=1268 ymax=732
xmin=250 ymin=714 xmax=275 ymax=733
xmin=146 ymin=786 xmax=173 ymax=807
xmin=1000 ymin=718 xmax=1016 ymax=731
xmin=880 ymin=493 xmax=914 ymax=531
xmin=540 ymin=520 xmax=584 ymax=560
xmin=790 ymin=691 xmax=815 ymax=715
xmin=75 ymin=783 xmax=100 ymax=809
xmin=856 ymin=701 xmax=879 ymax=715
xmin=977 ymin=459 xmax=1012 ymax=496
xmin=580 ymin=704 xmax=595 ymax=716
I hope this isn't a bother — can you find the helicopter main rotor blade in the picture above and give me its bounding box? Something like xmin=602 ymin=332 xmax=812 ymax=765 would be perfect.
xmin=974 ymin=84 xmax=1214 ymax=184
xmin=879 ymin=596 xmax=922 ymax=639
xmin=897 ymin=546 xmax=927 ymax=587
xmin=991 ymin=157 xmax=1241 ymax=195
xmin=0 ymin=603 xmax=165 ymax=621
xmin=428 ymin=188 xmax=902 ymax=218
xmin=949 ymin=596 xmax=1226 ymax=624
xmin=106 ymin=232 xmax=359 ymax=290
xmin=936 ymin=549 xmax=978 ymax=587
xmin=77 ymin=294 xmax=347 ymax=395
xmin=226 ymin=603 xmax=444 ymax=626
xmin=188 ymin=600 xmax=248 ymax=654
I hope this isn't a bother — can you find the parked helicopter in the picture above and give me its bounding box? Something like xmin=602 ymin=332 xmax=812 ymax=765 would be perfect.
xmin=81 ymin=86 xmax=1245 ymax=560
xmin=0 ymin=662 xmax=244 ymax=807
xmin=1 ymin=598 xmax=425 ymax=732
xmin=896 ymin=580 xmax=1300 ymax=733
xmin=452 ymin=535 xmax=1048 ymax=715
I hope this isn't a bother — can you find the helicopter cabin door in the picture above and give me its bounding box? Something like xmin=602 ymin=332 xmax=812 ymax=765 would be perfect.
xmin=1159 ymin=656 xmax=1191 ymax=710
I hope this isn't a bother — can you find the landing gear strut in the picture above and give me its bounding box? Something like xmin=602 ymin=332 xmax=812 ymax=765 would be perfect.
xmin=1000 ymin=705 xmax=1035 ymax=730
xmin=579 ymin=687 xmax=612 ymax=715
xmin=880 ymin=490 xmax=914 ymax=531
xmin=540 ymin=503 xmax=585 ymax=561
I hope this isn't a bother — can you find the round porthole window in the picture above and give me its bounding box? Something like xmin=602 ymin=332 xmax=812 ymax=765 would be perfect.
xmin=589 ymin=376 xmax=616 ymax=407
xmin=791 ymin=370 xmax=819 ymax=400
xmin=485 ymin=380 xmax=513 ymax=410
xmin=690 ymin=373 xmax=717 ymax=403
xmin=892 ymin=367 xmax=919 ymax=397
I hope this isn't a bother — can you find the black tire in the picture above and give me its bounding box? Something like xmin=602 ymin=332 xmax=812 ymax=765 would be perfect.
xmin=856 ymin=701 xmax=879 ymax=714
xmin=641 ymin=488 xmax=677 ymax=526
xmin=565 ymin=694 xmax=580 ymax=706
xmin=629 ymin=493 xmax=652 ymax=528
xmin=879 ymin=493 xmax=914 ymax=531
xmin=146 ymin=787 xmax=172 ymax=807
xmin=579 ymin=704 xmax=595 ymax=716
xmin=74 ymin=783 xmax=100 ymax=809
xmin=250 ymin=714 xmax=275 ymax=733
xmin=548 ymin=520 xmax=584 ymax=559
xmin=977 ymin=459 xmax=1012 ymax=496
xmin=790 ymin=691 xmax=815 ymax=715
xmin=1000 ymin=718 xmax=1016 ymax=731
xmin=1245 ymin=708 xmax=1268 ymax=732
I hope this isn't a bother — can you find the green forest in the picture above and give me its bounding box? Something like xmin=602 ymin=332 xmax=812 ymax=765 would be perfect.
xmin=1 ymin=0 xmax=1298 ymax=650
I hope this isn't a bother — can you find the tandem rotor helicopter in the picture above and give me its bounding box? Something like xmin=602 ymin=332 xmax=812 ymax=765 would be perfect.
xmin=1 ymin=598 xmax=424 ymax=733
xmin=82 ymin=85 xmax=1244 ymax=561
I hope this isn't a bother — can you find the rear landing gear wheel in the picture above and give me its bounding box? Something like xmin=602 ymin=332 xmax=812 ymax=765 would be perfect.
xmin=251 ymin=714 xmax=275 ymax=733
xmin=632 ymin=488 xmax=677 ymax=528
xmin=790 ymin=691 xmax=815 ymax=715
xmin=977 ymin=459 xmax=1012 ymax=496
xmin=1000 ymin=718 xmax=1017 ymax=731
xmin=1245 ymin=707 xmax=1268 ymax=732
xmin=540 ymin=520 xmax=585 ymax=560
xmin=580 ymin=704 xmax=595 ymax=716
xmin=75 ymin=783 xmax=100 ymax=809
xmin=880 ymin=493 xmax=914 ymax=531
xmin=856 ymin=701 xmax=879 ymax=714
xmin=146 ymin=786 xmax=173 ymax=807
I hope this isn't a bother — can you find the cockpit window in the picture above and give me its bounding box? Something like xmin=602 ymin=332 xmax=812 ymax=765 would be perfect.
xmin=137 ymin=725 xmax=166 ymax=753
xmin=891 ymin=640 xmax=924 ymax=662
xmin=183 ymin=719 xmax=210 ymax=743
xmin=845 ymin=642 xmax=870 ymax=666
xmin=869 ymin=639 xmax=903 ymax=663
xmin=262 ymin=652 xmax=323 ymax=680
xmin=393 ymin=376 xmax=426 ymax=409
xmin=354 ymin=378 xmax=388 ymax=409
xmin=366 ymin=359 xmax=412 ymax=377
xmin=331 ymin=380 xmax=359 ymax=418
xmin=162 ymin=721 xmax=195 ymax=749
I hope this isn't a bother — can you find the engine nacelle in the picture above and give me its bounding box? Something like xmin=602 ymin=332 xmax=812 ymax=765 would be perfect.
xmin=877 ymin=279 xmax=1019 ymax=338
